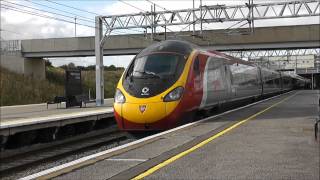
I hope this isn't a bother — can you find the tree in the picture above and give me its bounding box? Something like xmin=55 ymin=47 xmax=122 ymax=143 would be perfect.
xmin=45 ymin=60 xmax=53 ymax=67
xmin=67 ymin=63 xmax=76 ymax=69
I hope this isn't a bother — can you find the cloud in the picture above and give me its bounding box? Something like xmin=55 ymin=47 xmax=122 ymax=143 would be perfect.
xmin=0 ymin=1 xmax=95 ymax=40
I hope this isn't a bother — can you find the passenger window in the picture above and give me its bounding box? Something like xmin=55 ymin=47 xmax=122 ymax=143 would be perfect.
xmin=193 ymin=57 xmax=200 ymax=74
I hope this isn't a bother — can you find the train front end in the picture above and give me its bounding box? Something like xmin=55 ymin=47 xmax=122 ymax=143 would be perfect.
xmin=113 ymin=40 xmax=194 ymax=131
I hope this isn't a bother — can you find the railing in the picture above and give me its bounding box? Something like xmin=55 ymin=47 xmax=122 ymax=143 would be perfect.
xmin=0 ymin=40 xmax=21 ymax=55
xmin=296 ymin=68 xmax=320 ymax=74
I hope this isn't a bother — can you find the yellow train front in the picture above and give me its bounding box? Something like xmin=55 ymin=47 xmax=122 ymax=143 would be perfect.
xmin=114 ymin=40 xmax=199 ymax=131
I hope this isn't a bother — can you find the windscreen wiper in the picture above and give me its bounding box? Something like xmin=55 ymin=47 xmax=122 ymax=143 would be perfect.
xmin=133 ymin=70 xmax=160 ymax=78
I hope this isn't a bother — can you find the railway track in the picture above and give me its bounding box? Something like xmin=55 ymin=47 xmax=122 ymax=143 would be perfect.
xmin=0 ymin=125 xmax=133 ymax=177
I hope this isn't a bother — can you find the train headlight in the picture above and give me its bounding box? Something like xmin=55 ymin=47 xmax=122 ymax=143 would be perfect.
xmin=163 ymin=87 xmax=184 ymax=102
xmin=115 ymin=89 xmax=126 ymax=103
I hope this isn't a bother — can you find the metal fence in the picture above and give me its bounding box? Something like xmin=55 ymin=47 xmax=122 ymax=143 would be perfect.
xmin=296 ymin=68 xmax=320 ymax=74
xmin=0 ymin=40 xmax=21 ymax=55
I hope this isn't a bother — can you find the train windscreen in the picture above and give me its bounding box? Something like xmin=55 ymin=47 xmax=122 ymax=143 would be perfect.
xmin=132 ymin=53 xmax=182 ymax=78
xmin=123 ymin=53 xmax=187 ymax=98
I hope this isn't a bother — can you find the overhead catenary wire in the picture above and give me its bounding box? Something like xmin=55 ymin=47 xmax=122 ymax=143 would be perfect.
xmin=117 ymin=0 xmax=154 ymax=37
xmin=44 ymin=0 xmax=100 ymax=16
xmin=25 ymin=0 xmax=204 ymax=41
xmin=118 ymin=0 xmax=148 ymax=13
xmin=45 ymin=0 xmax=155 ymax=33
xmin=2 ymin=1 xmax=145 ymax=34
xmin=2 ymin=0 xmax=225 ymax=45
xmin=143 ymin=0 xmax=176 ymax=33
xmin=43 ymin=0 xmax=156 ymax=36
xmin=144 ymin=0 xmax=212 ymax=41
xmin=3 ymin=0 xmax=94 ymax=24
xmin=145 ymin=0 xmax=169 ymax=11
xmin=41 ymin=0 xmax=147 ymax=34
xmin=225 ymin=19 xmax=246 ymax=30
xmin=0 ymin=28 xmax=23 ymax=35
xmin=1 ymin=5 xmax=152 ymax=42
xmin=23 ymin=0 xmax=94 ymax=22
xmin=1 ymin=5 xmax=141 ymax=35
xmin=37 ymin=0 xmax=146 ymax=33
xmin=226 ymin=21 xmax=250 ymax=34
xmin=135 ymin=1 xmax=190 ymax=42
xmin=170 ymin=1 xmax=253 ymax=43
xmin=117 ymin=0 xmax=176 ymax=41
xmin=1 ymin=4 xmax=96 ymax=29
xmin=44 ymin=0 xmax=150 ymax=35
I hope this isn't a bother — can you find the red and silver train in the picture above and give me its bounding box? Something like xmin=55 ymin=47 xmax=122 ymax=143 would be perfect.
xmin=113 ymin=40 xmax=308 ymax=131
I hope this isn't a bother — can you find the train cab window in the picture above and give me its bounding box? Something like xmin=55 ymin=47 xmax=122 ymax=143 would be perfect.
xmin=193 ymin=57 xmax=200 ymax=74
xmin=132 ymin=53 xmax=183 ymax=78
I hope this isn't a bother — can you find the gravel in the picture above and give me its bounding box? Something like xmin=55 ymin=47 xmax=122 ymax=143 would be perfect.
xmin=1 ymin=138 xmax=136 ymax=180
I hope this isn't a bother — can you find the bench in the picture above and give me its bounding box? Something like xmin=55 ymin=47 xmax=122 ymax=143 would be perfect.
xmin=75 ymin=94 xmax=95 ymax=107
xmin=47 ymin=96 xmax=66 ymax=109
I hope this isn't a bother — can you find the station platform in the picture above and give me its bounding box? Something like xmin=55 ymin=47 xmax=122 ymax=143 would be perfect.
xmin=32 ymin=90 xmax=318 ymax=180
xmin=0 ymin=99 xmax=114 ymax=136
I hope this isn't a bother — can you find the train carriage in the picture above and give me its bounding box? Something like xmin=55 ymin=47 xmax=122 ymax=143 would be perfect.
xmin=113 ymin=40 xmax=304 ymax=131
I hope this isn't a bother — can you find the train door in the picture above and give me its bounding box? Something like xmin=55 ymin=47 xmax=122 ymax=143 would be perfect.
xmin=257 ymin=67 xmax=263 ymax=96
xmin=189 ymin=55 xmax=203 ymax=109
xmin=201 ymin=56 xmax=228 ymax=107
xmin=186 ymin=54 xmax=206 ymax=111
xmin=223 ymin=62 xmax=233 ymax=102
xmin=279 ymin=72 xmax=283 ymax=91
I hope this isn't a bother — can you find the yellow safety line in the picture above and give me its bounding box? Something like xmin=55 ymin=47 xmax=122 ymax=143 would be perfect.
xmin=132 ymin=92 xmax=297 ymax=180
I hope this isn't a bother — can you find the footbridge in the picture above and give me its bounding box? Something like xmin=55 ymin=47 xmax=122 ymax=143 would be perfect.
xmin=20 ymin=24 xmax=320 ymax=58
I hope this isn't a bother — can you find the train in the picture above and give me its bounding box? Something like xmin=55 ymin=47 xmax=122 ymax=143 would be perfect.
xmin=113 ymin=40 xmax=309 ymax=131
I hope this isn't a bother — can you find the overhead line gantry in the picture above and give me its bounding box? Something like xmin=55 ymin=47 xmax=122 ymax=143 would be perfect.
xmin=95 ymin=0 xmax=320 ymax=106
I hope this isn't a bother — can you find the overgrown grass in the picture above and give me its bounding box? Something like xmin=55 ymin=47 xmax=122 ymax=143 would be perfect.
xmin=82 ymin=70 xmax=124 ymax=99
xmin=46 ymin=66 xmax=65 ymax=86
xmin=0 ymin=67 xmax=64 ymax=106
xmin=0 ymin=66 xmax=124 ymax=106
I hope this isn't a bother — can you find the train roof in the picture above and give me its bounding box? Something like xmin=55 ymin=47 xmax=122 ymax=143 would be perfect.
xmin=206 ymin=49 xmax=255 ymax=66
xmin=136 ymin=40 xmax=281 ymax=74
xmin=136 ymin=40 xmax=198 ymax=58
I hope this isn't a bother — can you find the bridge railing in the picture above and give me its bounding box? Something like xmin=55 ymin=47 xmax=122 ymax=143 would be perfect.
xmin=296 ymin=68 xmax=320 ymax=74
xmin=0 ymin=40 xmax=21 ymax=55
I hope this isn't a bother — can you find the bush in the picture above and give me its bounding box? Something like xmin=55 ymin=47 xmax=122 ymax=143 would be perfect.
xmin=0 ymin=67 xmax=64 ymax=106
xmin=82 ymin=70 xmax=124 ymax=99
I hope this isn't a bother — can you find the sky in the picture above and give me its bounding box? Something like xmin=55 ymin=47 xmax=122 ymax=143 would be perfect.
xmin=1 ymin=0 xmax=319 ymax=68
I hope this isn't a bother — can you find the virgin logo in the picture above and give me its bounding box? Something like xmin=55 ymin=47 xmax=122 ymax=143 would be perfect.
xmin=141 ymin=87 xmax=149 ymax=96
xmin=139 ymin=105 xmax=146 ymax=113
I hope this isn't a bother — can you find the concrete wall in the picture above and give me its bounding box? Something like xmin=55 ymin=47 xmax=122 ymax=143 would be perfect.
xmin=0 ymin=54 xmax=25 ymax=74
xmin=0 ymin=54 xmax=45 ymax=80
xmin=24 ymin=58 xmax=45 ymax=80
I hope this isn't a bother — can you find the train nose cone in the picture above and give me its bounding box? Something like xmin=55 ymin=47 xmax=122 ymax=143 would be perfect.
xmin=122 ymin=102 xmax=167 ymax=124
xmin=139 ymin=105 xmax=146 ymax=113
